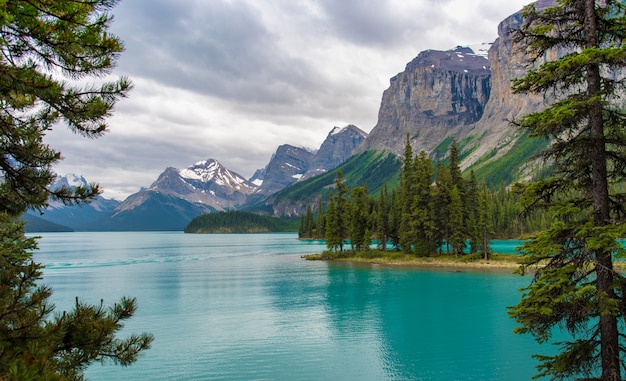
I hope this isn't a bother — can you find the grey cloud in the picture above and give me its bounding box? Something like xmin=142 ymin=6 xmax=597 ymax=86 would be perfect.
xmin=112 ymin=0 xmax=323 ymax=106
xmin=316 ymin=0 xmax=432 ymax=48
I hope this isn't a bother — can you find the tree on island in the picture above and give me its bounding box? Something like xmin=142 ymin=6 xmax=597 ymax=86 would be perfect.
xmin=0 ymin=1 xmax=152 ymax=379
xmin=508 ymin=1 xmax=626 ymax=380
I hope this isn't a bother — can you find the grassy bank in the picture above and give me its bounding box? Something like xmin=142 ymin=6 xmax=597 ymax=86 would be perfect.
xmin=303 ymin=250 xmax=522 ymax=270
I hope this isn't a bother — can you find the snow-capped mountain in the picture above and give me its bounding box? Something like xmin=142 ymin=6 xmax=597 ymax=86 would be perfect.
xmin=25 ymin=173 xmax=120 ymax=231
xmin=115 ymin=159 xmax=257 ymax=213
xmin=252 ymin=144 xmax=315 ymax=196
xmin=26 ymin=123 xmax=370 ymax=231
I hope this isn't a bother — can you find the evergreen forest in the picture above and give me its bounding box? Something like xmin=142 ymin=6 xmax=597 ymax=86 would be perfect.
xmin=298 ymin=137 xmax=551 ymax=258
xmin=185 ymin=211 xmax=299 ymax=233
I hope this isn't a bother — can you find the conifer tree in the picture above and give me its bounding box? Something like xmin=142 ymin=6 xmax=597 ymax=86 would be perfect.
xmin=376 ymin=184 xmax=390 ymax=251
xmin=434 ymin=162 xmax=453 ymax=254
xmin=448 ymin=185 xmax=465 ymax=257
xmin=305 ymin=204 xmax=314 ymax=238
xmin=388 ymin=189 xmax=401 ymax=250
xmin=508 ymin=1 xmax=626 ymax=379
xmin=333 ymin=171 xmax=350 ymax=251
xmin=0 ymin=2 xmax=153 ymax=379
xmin=349 ymin=186 xmax=370 ymax=251
xmin=465 ymin=171 xmax=481 ymax=253
xmin=410 ymin=151 xmax=436 ymax=256
xmin=399 ymin=135 xmax=416 ymax=253
xmin=476 ymin=181 xmax=492 ymax=259
xmin=315 ymin=197 xmax=325 ymax=239
xmin=324 ymin=194 xmax=342 ymax=251
xmin=448 ymin=140 xmax=464 ymax=193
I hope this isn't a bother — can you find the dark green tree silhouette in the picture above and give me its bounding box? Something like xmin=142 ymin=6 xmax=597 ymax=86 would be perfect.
xmin=0 ymin=1 xmax=152 ymax=379
xmin=508 ymin=1 xmax=626 ymax=379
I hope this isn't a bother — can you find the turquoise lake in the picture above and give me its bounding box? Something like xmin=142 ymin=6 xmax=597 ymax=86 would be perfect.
xmin=31 ymin=232 xmax=556 ymax=380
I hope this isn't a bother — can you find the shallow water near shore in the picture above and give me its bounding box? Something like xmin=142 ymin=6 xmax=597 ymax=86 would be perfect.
xmin=32 ymin=232 xmax=556 ymax=380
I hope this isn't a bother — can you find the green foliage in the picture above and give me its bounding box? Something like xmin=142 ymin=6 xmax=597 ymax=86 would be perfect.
xmin=0 ymin=214 xmax=153 ymax=380
xmin=432 ymin=136 xmax=455 ymax=160
xmin=0 ymin=0 xmax=132 ymax=215
xmin=324 ymin=193 xmax=342 ymax=251
xmin=270 ymin=150 xmax=401 ymax=210
xmin=0 ymin=1 xmax=153 ymax=378
xmin=470 ymin=132 xmax=549 ymax=187
xmin=507 ymin=1 xmax=626 ymax=379
xmin=185 ymin=211 xmax=298 ymax=233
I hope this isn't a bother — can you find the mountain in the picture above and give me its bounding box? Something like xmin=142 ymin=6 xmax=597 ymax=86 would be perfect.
xmin=30 ymin=4 xmax=556 ymax=228
xmin=95 ymin=191 xmax=215 ymax=231
xmin=354 ymin=5 xmax=550 ymax=183
xmin=252 ymin=3 xmax=558 ymax=216
xmin=23 ymin=213 xmax=73 ymax=233
xmin=25 ymin=174 xmax=119 ymax=231
xmin=242 ymin=125 xmax=368 ymax=212
xmin=252 ymin=145 xmax=315 ymax=196
xmin=355 ymin=45 xmax=491 ymax=158
xmin=303 ymin=125 xmax=368 ymax=180
xmin=266 ymin=150 xmax=401 ymax=216
xmin=101 ymin=159 xmax=257 ymax=230
xmin=144 ymin=159 xmax=256 ymax=209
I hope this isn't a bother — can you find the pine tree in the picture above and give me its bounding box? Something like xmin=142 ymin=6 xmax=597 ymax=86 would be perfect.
xmin=399 ymin=135 xmax=416 ymax=253
xmin=465 ymin=170 xmax=481 ymax=253
xmin=410 ymin=151 xmax=436 ymax=256
xmin=434 ymin=162 xmax=452 ymax=254
xmin=508 ymin=1 xmax=626 ymax=379
xmin=476 ymin=181 xmax=493 ymax=260
xmin=0 ymin=1 xmax=153 ymax=379
xmin=448 ymin=185 xmax=465 ymax=257
xmin=376 ymin=184 xmax=390 ymax=251
xmin=315 ymin=197 xmax=325 ymax=239
xmin=324 ymin=194 xmax=342 ymax=251
xmin=333 ymin=171 xmax=350 ymax=251
xmin=388 ymin=188 xmax=402 ymax=250
xmin=349 ymin=186 xmax=370 ymax=251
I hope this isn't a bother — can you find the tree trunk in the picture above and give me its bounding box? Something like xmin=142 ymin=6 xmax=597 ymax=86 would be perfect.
xmin=584 ymin=1 xmax=621 ymax=379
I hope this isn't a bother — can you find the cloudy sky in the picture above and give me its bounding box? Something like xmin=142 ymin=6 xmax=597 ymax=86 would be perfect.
xmin=47 ymin=0 xmax=531 ymax=200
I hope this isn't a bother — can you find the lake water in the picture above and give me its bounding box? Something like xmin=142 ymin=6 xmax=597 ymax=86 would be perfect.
xmin=31 ymin=232 xmax=554 ymax=380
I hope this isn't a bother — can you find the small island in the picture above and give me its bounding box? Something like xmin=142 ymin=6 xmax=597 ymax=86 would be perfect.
xmin=184 ymin=210 xmax=298 ymax=233
xmin=302 ymin=248 xmax=524 ymax=271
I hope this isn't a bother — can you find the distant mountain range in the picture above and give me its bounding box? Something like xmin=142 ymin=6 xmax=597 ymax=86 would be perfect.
xmin=26 ymin=4 xmax=553 ymax=232
xmin=27 ymin=125 xmax=367 ymax=231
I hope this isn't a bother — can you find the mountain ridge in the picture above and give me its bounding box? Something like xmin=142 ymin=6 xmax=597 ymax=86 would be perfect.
xmin=25 ymin=3 xmax=553 ymax=230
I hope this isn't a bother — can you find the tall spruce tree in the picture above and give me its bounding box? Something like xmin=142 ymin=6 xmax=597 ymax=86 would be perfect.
xmin=349 ymin=186 xmax=370 ymax=251
xmin=399 ymin=135 xmax=416 ymax=253
xmin=0 ymin=1 xmax=153 ymax=379
xmin=324 ymin=194 xmax=342 ymax=251
xmin=434 ymin=162 xmax=453 ymax=254
xmin=388 ymin=188 xmax=401 ymax=250
xmin=508 ymin=1 xmax=626 ymax=380
xmin=315 ymin=196 xmax=325 ymax=239
xmin=476 ymin=180 xmax=492 ymax=260
xmin=410 ymin=151 xmax=436 ymax=256
xmin=376 ymin=184 xmax=390 ymax=251
xmin=448 ymin=185 xmax=465 ymax=257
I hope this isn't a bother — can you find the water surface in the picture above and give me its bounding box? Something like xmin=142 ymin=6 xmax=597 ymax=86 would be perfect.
xmin=32 ymin=232 xmax=552 ymax=380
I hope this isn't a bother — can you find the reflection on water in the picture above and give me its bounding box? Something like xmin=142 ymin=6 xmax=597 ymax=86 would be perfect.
xmin=31 ymin=232 xmax=553 ymax=380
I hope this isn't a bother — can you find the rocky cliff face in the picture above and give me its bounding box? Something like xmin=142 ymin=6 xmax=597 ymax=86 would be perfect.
xmin=460 ymin=10 xmax=544 ymax=171
xmin=355 ymin=4 xmax=551 ymax=174
xmin=303 ymin=125 xmax=367 ymax=179
xmin=251 ymin=125 xmax=368 ymax=195
xmin=253 ymin=144 xmax=315 ymax=196
xmin=356 ymin=46 xmax=491 ymax=156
